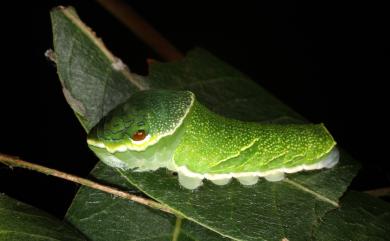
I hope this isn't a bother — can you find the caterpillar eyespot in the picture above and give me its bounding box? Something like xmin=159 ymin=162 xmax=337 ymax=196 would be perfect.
xmin=87 ymin=90 xmax=339 ymax=190
xmin=132 ymin=130 xmax=147 ymax=141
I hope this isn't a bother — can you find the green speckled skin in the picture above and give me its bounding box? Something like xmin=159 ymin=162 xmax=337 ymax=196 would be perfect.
xmin=87 ymin=89 xmax=337 ymax=183
xmin=174 ymin=101 xmax=335 ymax=174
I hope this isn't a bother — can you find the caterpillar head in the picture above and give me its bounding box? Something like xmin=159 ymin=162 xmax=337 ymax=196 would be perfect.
xmin=87 ymin=90 xmax=194 ymax=153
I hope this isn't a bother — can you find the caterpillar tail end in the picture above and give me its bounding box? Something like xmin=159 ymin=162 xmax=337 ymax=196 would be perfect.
xmin=321 ymin=146 xmax=340 ymax=169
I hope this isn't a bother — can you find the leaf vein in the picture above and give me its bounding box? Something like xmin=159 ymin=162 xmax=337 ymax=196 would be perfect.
xmin=283 ymin=179 xmax=339 ymax=207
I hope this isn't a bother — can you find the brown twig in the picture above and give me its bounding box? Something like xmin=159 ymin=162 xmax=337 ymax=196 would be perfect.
xmin=0 ymin=153 xmax=175 ymax=214
xmin=95 ymin=0 xmax=184 ymax=61
xmin=364 ymin=187 xmax=390 ymax=197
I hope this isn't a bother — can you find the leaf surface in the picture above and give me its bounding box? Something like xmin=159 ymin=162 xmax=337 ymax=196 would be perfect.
xmin=0 ymin=194 xmax=85 ymax=241
xmin=51 ymin=6 xmax=148 ymax=132
xmin=66 ymin=162 xmax=230 ymax=241
xmin=313 ymin=191 xmax=390 ymax=241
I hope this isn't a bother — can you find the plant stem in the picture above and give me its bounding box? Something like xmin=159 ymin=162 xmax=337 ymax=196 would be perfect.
xmin=0 ymin=153 xmax=175 ymax=214
xmin=95 ymin=0 xmax=184 ymax=61
xmin=364 ymin=187 xmax=390 ymax=197
xmin=172 ymin=216 xmax=183 ymax=241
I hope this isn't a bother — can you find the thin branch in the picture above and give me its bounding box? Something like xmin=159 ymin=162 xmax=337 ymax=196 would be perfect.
xmin=0 ymin=153 xmax=175 ymax=214
xmin=95 ymin=0 xmax=184 ymax=61
xmin=364 ymin=187 xmax=390 ymax=197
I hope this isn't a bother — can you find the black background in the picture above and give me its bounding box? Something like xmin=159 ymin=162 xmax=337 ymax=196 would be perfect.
xmin=1 ymin=1 xmax=388 ymax=218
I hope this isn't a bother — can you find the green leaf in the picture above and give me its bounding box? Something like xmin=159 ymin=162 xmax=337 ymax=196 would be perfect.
xmin=314 ymin=191 xmax=390 ymax=241
xmin=50 ymin=6 xmax=371 ymax=241
xmin=51 ymin=6 xmax=148 ymax=132
xmin=0 ymin=194 xmax=85 ymax=241
xmin=116 ymin=150 xmax=358 ymax=241
xmin=66 ymin=162 xmax=230 ymax=241
xmin=148 ymin=49 xmax=303 ymax=123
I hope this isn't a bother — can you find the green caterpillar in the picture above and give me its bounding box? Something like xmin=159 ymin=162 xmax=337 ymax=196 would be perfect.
xmin=87 ymin=90 xmax=339 ymax=189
